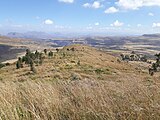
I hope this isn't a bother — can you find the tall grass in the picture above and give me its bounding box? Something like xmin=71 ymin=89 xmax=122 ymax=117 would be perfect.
xmin=0 ymin=78 xmax=159 ymax=120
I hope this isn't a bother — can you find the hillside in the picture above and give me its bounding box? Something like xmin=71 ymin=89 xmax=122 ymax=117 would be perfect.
xmin=0 ymin=36 xmax=53 ymax=62
xmin=143 ymin=33 xmax=160 ymax=38
xmin=0 ymin=44 xmax=159 ymax=119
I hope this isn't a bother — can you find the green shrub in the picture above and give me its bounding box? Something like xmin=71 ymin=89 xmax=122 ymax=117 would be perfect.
xmin=0 ymin=63 xmax=5 ymax=69
xmin=95 ymin=69 xmax=104 ymax=74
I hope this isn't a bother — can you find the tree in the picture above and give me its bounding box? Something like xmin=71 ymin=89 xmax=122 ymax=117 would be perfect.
xmin=48 ymin=51 xmax=53 ymax=58
xmin=26 ymin=49 xmax=31 ymax=56
xmin=130 ymin=54 xmax=135 ymax=61
xmin=39 ymin=53 xmax=44 ymax=65
xmin=16 ymin=57 xmax=23 ymax=68
xmin=44 ymin=49 xmax=47 ymax=55
xmin=149 ymin=68 xmax=154 ymax=76
xmin=16 ymin=61 xmax=21 ymax=69
xmin=152 ymin=63 xmax=158 ymax=72
xmin=155 ymin=53 xmax=160 ymax=64
xmin=120 ymin=54 xmax=125 ymax=60
xmin=0 ymin=63 xmax=5 ymax=69
xmin=56 ymin=48 xmax=59 ymax=52
xmin=35 ymin=50 xmax=39 ymax=59
xmin=30 ymin=60 xmax=37 ymax=73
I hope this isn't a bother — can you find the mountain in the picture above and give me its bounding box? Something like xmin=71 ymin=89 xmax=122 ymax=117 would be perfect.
xmin=7 ymin=31 xmax=54 ymax=39
xmin=142 ymin=33 xmax=160 ymax=38
xmin=6 ymin=31 xmax=83 ymax=39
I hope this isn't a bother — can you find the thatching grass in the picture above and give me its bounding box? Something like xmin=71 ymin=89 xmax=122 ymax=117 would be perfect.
xmin=0 ymin=78 xmax=159 ymax=120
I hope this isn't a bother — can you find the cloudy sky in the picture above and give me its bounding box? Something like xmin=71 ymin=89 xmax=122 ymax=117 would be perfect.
xmin=0 ymin=0 xmax=160 ymax=35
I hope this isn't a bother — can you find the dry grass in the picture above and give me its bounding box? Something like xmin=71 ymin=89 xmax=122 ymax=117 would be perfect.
xmin=0 ymin=78 xmax=159 ymax=120
xmin=0 ymin=44 xmax=160 ymax=120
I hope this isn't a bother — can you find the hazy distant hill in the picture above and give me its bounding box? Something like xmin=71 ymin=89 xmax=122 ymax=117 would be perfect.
xmin=7 ymin=31 xmax=78 ymax=39
xmin=143 ymin=33 xmax=160 ymax=38
xmin=7 ymin=31 xmax=54 ymax=39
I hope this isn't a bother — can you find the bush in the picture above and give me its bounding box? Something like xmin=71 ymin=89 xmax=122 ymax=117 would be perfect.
xmin=5 ymin=63 xmax=10 ymax=66
xmin=0 ymin=63 xmax=5 ymax=69
xmin=16 ymin=61 xmax=21 ymax=69
xmin=30 ymin=61 xmax=37 ymax=73
xmin=44 ymin=49 xmax=47 ymax=55
xmin=48 ymin=51 xmax=53 ymax=58
xmin=95 ymin=69 xmax=104 ymax=74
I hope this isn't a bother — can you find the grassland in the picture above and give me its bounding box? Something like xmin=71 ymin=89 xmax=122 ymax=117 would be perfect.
xmin=0 ymin=44 xmax=159 ymax=120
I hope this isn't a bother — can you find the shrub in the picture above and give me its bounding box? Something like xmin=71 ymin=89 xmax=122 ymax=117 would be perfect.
xmin=30 ymin=60 xmax=37 ymax=73
xmin=48 ymin=51 xmax=53 ymax=58
xmin=95 ymin=69 xmax=104 ymax=74
xmin=16 ymin=61 xmax=21 ymax=69
xmin=44 ymin=49 xmax=47 ymax=55
xmin=5 ymin=63 xmax=10 ymax=66
xmin=0 ymin=63 xmax=5 ymax=69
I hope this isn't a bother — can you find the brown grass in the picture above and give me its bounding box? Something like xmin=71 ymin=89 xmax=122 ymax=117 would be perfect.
xmin=0 ymin=44 xmax=160 ymax=119
xmin=0 ymin=78 xmax=159 ymax=120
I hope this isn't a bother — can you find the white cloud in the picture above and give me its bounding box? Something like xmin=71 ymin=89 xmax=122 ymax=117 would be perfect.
xmin=104 ymin=7 xmax=119 ymax=14
xmin=110 ymin=20 xmax=124 ymax=27
xmin=44 ymin=19 xmax=54 ymax=25
xmin=58 ymin=0 xmax=74 ymax=3
xmin=95 ymin=22 xmax=100 ymax=26
xmin=92 ymin=1 xmax=102 ymax=8
xmin=148 ymin=12 xmax=154 ymax=16
xmin=137 ymin=24 xmax=142 ymax=27
xmin=83 ymin=3 xmax=90 ymax=8
xmin=83 ymin=1 xmax=103 ymax=9
xmin=152 ymin=22 xmax=160 ymax=27
xmin=116 ymin=0 xmax=160 ymax=10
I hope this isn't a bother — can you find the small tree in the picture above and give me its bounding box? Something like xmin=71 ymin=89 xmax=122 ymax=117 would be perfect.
xmin=16 ymin=57 xmax=23 ymax=69
xmin=155 ymin=53 xmax=160 ymax=65
xmin=26 ymin=49 xmax=31 ymax=56
xmin=30 ymin=60 xmax=37 ymax=73
xmin=35 ymin=50 xmax=39 ymax=59
xmin=56 ymin=48 xmax=59 ymax=53
xmin=44 ymin=49 xmax=47 ymax=55
xmin=39 ymin=53 xmax=44 ymax=65
xmin=0 ymin=63 xmax=5 ymax=69
xmin=152 ymin=63 xmax=158 ymax=72
xmin=48 ymin=51 xmax=53 ymax=58
xmin=130 ymin=54 xmax=135 ymax=61
xmin=120 ymin=54 xmax=125 ymax=60
xmin=16 ymin=61 xmax=21 ymax=69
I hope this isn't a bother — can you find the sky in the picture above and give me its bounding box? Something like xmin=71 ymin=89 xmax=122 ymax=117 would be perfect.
xmin=0 ymin=0 xmax=160 ymax=35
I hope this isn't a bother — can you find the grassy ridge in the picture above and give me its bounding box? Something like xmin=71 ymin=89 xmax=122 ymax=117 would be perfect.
xmin=0 ymin=44 xmax=159 ymax=119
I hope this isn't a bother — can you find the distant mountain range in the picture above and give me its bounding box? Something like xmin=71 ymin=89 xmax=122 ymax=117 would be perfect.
xmin=6 ymin=32 xmax=160 ymax=39
xmin=7 ymin=31 xmax=67 ymax=39
xmin=142 ymin=33 xmax=160 ymax=38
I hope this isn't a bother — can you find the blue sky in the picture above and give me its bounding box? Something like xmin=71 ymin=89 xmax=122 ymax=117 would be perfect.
xmin=0 ymin=0 xmax=160 ymax=35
